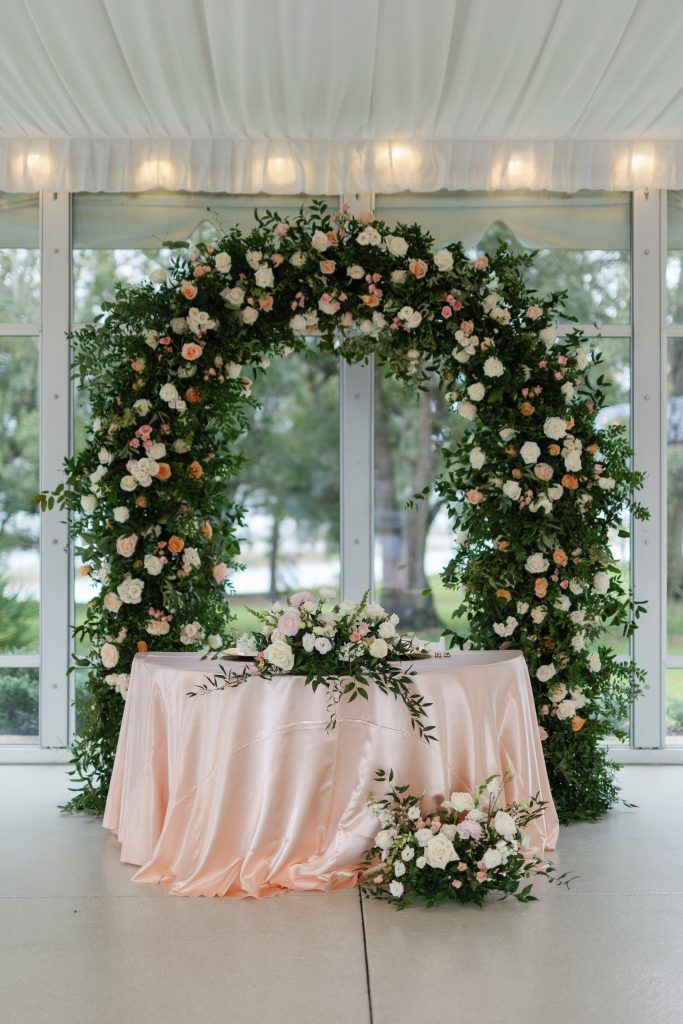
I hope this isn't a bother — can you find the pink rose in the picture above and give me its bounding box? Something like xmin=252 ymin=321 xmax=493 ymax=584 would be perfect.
xmin=452 ymin=879 xmax=463 ymax=889
xmin=441 ymin=305 xmax=452 ymax=319
xmin=212 ymin=563 xmax=228 ymax=582
xmin=289 ymin=591 xmax=315 ymax=608
xmin=181 ymin=342 xmax=202 ymax=361
xmin=526 ymin=305 xmax=543 ymax=320
xmin=358 ymin=210 xmax=375 ymax=225
xmin=474 ymin=255 xmax=489 ymax=270
xmin=277 ymin=610 xmax=301 ymax=636
xmin=274 ymin=222 xmax=289 ymax=237
xmin=356 ymin=622 xmax=370 ymax=636
xmin=319 ymin=260 xmax=336 ymax=275
xmin=456 ymin=819 xmax=483 ymax=841
xmin=476 ymin=870 xmax=488 ymax=883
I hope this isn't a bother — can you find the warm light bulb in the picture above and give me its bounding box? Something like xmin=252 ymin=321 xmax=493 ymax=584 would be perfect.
xmin=264 ymin=155 xmax=298 ymax=190
xmin=134 ymin=159 xmax=176 ymax=189
xmin=374 ymin=142 xmax=422 ymax=187
xmin=13 ymin=151 xmax=53 ymax=187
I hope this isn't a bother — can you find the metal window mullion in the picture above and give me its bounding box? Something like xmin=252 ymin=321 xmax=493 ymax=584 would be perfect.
xmin=39 ymin=192 xmax=71 ymax=748
xmin=339 ymin=193 xmax=374 ymax=600
xmin=630 ymin=189 xmax=665 ymax=748
xmin=0 ymin=323 xmax=40 ymax=335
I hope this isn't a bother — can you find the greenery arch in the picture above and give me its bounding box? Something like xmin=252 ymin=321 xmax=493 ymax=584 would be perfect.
xmin=45 ymin=201 xmax=646 ymax=821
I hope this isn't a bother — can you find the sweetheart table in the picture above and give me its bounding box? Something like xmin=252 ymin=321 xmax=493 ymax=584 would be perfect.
xmin=103 ymin=649 xmax=559 ymax=898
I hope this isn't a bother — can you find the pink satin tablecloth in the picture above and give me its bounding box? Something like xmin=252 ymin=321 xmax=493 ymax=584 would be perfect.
xmin=103 ymin=650 xmax=559 ymax=898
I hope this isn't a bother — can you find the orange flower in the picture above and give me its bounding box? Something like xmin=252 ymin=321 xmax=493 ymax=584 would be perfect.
xmin=496 ymin=588 xmax=512 ymax=601
xmin=155 ymin=463 xmax=172 ymax=481
xmin=131 ymin=358 xmax=145 ymax=372
xmin=586 ymin=443 xmax=599 ymax=454
xmin=408 ymin=259 xmax=428 ymax=279
xmin=466 ymin=489 xmax=483 ymax=504
xmin=520 ymin=402 xmax=535 ymax=417
xmin=181 ymin=280 xmax=198 ymax=300
xmin=199 ymin=520 xmax=213 ymax=539
xmin=193 ymin=264 xmax=210 ymax=278
xmin=361 ymin=293 xmax=381 ymax=307
xmin=561 ymin=474 xmax=579 ymax=490
xmin=319 ymin=260 xmax=336 ymax=275
xmin=259 ymin=295 xmax=274 ymax=312
xmin=553 ymin=548 xmax=568 ymax=567
xmin=497 ymin=540 xmax=510 ymax=552
xmin=188 ymin=461 xmax=203 ymax=480
xmin=185 ymin=387 xmax=201 ymax=403
xmin=137 ymin=640 xmax=148 ymax=652
xmin=565 ymin=416 xmax=575 ymax=430
xmin=548 ymin=443 xmax=561 ymax=456
xmin=571 ymin=715 xmax=586 ymax=732
xmin=326 ymin=230 xmax=339 ymax=246
xmin=511 ymin=468 xmax=522 ymax=480
xmin=168 ymin=535 xmax=185 ymax=553
xmin=181 ymin=342 xmax=202 ymax=361
xmin=534 ymin=578 xmax=548 ymax=598
xmin=135 ymin=495 xmax=148 ymax=507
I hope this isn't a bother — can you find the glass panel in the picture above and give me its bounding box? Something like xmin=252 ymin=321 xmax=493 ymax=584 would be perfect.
xmin=0 ymin=336 xmax=40 ymax=656
xmin=376 ymin=190 xmax=631 ymax=324
xmin=374 ymin=370 xmax=462 ymax=641
xmin=667 ymin=338 xmax=683 ymax=655
xmin=0 ymin=193 xmax=40 ymax=323
xmin=72 ymin=191 xmax=333 ymax=322
xmin=0 ymin=667 xmax=39 ymax=743
xmin=667 ymin=191 xmax=683 ymax=324
xmin=666 ymin=669 xmax=683 ymax=744
xmin=228 ymin=350 xmax=340 ymax=630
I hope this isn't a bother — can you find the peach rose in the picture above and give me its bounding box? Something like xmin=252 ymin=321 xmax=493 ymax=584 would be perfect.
xmin=199 ymin=520 xmax=213 ymax=539
xmin=361 ymin=293 xmax=381 ymax=307
xmin=155 ymin=463 xmax=172 ymax=481
xmin=326 ymin=230 xmax=339 ymax=246
xmin=135 ymin=495 xmax=148 ymax=507
xmin=511 ymin=468 xmax=522 ymax=480
xmin=168 ymin=535 xmax=185 ymax=553
xmin=259 ymin=295 xmax=274 ymax=312
xmin=181 ymin=342 xmax=202 ymax=361
xmin=466 ymin=489 xmax=483 ymax=504
xmin=497 ymin=540 xmax=510 ymax=551
xmin=496 ymin=588 xmax=511 ymax=601
xmin=534 ymin=578 xmax=548 ymax=598
xmin=131 ymin=358 xmax=145 ymax=373
xmin=188 ymin=461 xmax=203 ymax=480
xmin=553 ymin=549 xmax=568 ymax=566
xmin=319 ymin=260 xmax=336 ymax=275
xmin=137 ymin=640 xmax=148 ymax=652
xmin=358 ymin=211 xmax=375 ymax=225
xmin=408 ymin=259 xmax=428 ymax=279
xmin=212 ymin=562 xmax=228 ymax=582
xmin=185 ymin=387 xmax=201 ymax=403
xmin=561 ymin=474 xmax=579 ymax=490
xmin=116 ymin=534 xmax=138 ymax=558
xmin=571 ymin=716 xmax=586 ymax=732
xmin=548 ymin=443 xmax=561 ymax=456
xmin=520 ymin=402 xmax=535 ymax=417
xmin=534 ymin=463 xmax=554 ymax=481
xmin=181 ymin=281 xmax=198 ymax=300
xmin=193 ymin=264 xmax=210 ymax=278
xmin=586 ymin=443 xmax=599 ymax=453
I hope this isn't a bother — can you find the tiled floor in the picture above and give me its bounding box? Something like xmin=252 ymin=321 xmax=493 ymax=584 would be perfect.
xmin=1 ymin=765 xmax=681 ymax=1024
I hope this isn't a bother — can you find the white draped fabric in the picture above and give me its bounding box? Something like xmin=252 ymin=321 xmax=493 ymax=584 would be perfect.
xmin=1 ymin=0 xmax=683 ymax=193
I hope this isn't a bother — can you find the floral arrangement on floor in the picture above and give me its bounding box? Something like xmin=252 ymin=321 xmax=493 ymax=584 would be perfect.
xmin=38 ymin=198 xmax=645 ymax=818
xmin=362 ymin=769 xmax=570 ymax=908
xmin=192 ymin=591 xmax=434 ymax=739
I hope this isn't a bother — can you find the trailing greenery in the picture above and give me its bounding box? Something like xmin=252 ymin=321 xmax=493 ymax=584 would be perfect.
xmin=39 ymin=202 xmax=645 ymax=819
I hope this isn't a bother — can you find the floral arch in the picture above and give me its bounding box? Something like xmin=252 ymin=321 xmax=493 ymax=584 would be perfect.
xmin=45 ymin=201 xmax=645 ymax=821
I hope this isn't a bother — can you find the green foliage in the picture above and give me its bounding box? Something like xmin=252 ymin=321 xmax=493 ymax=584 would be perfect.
xmin=47 ymin=203 xmax=646 ymax=820
xmin=0 ymin=671 xmax=38 ymax=736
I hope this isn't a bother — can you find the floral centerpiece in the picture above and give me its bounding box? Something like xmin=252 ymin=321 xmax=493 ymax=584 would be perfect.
xmin=195 ymin=591 xmax=434 ymax=739
xmin=362 ymin=769 xmax=570 ymax=908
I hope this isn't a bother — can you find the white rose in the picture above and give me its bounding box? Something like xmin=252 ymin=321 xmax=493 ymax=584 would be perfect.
xmin=103 ymin=593 xmax=122 ymax=613
xmin=100 ymin=643 xmax=119 ymax=669
xmin=548 ymin=683 xmax=568 ymax=703
xmin=564 ymin=451 xmax=582 ymax=472
xmin=117 ymin=577 xmax=144 ymax=604
xmin=221 ymin=285 xmax=245 ymax=307
xmin=571 ymin=633 xmax=585 ymax=651
xmin=502 ymin=480 xmax=522 ymax=501
xmin=385 ymin=234 xmax=408 ymax=257
xmin=520 ymin=441 xmax=541 ymax=464
xmin=434 ymin=249 xmax=454 ymax=271
xmin=146 ymin=619 xmax=170 ymax=636
xmin=424 ymin=833 xmax=457 ymax=869
xmin=144 ymin=555 xmax=163 ymax=576
xmin=311 ymin=230 xmax=330 ymax=252
xmin=245 ymin=249 xmax=262 ymax=270
xmin=369 ymin=637 xmax=389 ymax=659
xmin=264 ymin=640 xmax=295 ymax=671
xmin=531 ymin=606 xmax=546 ymax=623
xmin=517 ymin=601 xmax=529 ymax=614
xmin=598 ymin=477 xmax=616 ymax=490
xmin=457 ymin=401 xmax=477 ymax=421
xmin=159 ymin=383 xmax=178 ymax=403
xmin=389 ymin=880 xmax=404 ymax=898
xmin=525 ymin=552 xmax=549 ymax=574
xmin=569 ymin=578 xmax=584 ymax=595
xmin=414 ymin=828 xmax=433 ymax=847
xmin=214 ymin=252 xmax=232 ymax=274
xmin=254 ymin=265 xmax=274 ymax=289
xmin=148 ymin=443 xmax=166 ymax=460
xmin=98 ymin=447 xmax=112 ymax=465
xmin=536 ymin=663 xmax=556 ymax=683
xmin=588 ymin=652 xmax=602 ymax=672
xmin=468 ymin=382 xmax=485 ymax=402
xmin=493 ymin=616 xmax=517 ymax=637
xmin=302 ymin=633 xmax=316 ymax=653
xmin=561 ymin=381 xmax=575 ymax=402
xmin=378 ymin=620 xmax=397 ymax=639
xmin=499 ymin=428 xmax=516 ymax=442
xmin=242 ymin=306 xmax=259 ymax=325
xmin=133 ymin=399 xmax=152 ymax=416
xmin=374 ymin=828 xmax=397 ymax=851
xmin=548 ymin=483 xmax=564 ymax=501
xmin=314 ymin=636 xmax=332 ymax=654
xmin=346 ymin=264 xmax=365 ymax=279
xmin=575 ymin=349 xmax=589 ymax=370
xmin=393 ymin=861 xmax=406 ymax=878
xmin=390 ymin=269 xmax=407 ymax=284
xmin=149 ymin=268 xmax=167 ymax=284
xmin=571 ymin=688 xmax=587 ymax=709
xmin=402 ymin=844 xmax=416 ymax=861
xmin=593 ymin=571 xmax=610 ymax=595
xmin=493 ymin=810 xmax=517 ymax=839
xmin=170 ymin=317 xmax=187 ymax=334
xmin=482 ymin=847 xmax=503 ymax=869
xmin=556 ymin=699 xmax=577 ymax=721
xmin=544 ymin=417 xmax=567 ymax=440
xmin=81 ymin=494 xmax=97 ymax=514
xmin=120 ymin=475 xmax=137 ymax=492
xmin=445 ymin=791 xmax=474 ymax=813
xmin=483 ymin=356 xmax=504 ymax=378
xmin=539 ymin=326 xmax=557 ymax=346
xmin=208 ymin=634 xmax=222 ymax=650
xmin=365 ymin=603 xmax=386 ymax=618
xmin=491 ymin=306 xmax=511 ymax=324
xmin=469 ymin=446 xmax=486 ymax=469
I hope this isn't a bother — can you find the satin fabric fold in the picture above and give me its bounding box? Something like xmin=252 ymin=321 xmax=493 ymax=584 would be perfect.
xmin=103 ymin=650 xmax=559 ymax=898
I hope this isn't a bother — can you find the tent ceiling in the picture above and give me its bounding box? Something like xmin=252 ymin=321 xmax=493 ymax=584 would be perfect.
xmin=1 ymin=0 xmax=683 ymax=193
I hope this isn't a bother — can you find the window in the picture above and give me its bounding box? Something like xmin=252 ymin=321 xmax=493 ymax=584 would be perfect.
xmin=0 ymin=194 xmax=40 ymax=743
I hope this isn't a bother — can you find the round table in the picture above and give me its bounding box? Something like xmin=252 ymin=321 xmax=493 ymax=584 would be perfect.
xmin=103 ymin=650 xmax=559 ymax=898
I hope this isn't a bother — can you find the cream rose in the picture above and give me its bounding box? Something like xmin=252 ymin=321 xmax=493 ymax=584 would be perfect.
xmin=100 ymin=643 xmax=119 ymax=669
xmin=368 ymin=637 xmax=389 ymax=658
xmin=520 ymin=441 xmax=541 ymax=464
xmin=544 ymin=416 xmax=567 ymax=440
xmin=115 ymin=534 xmax=138 ymax=558
xmin=525 ymin=552 xmax=549 ymax=574
xmin=264 ymin=640 xmax=295 ymax=671
xmin=424 ymin=833 xmax=457 ymax=869
xmin=467 ymin=382 xmax=485 ymax=402
xmin=385 ymin=234 xmax=408 ymax=257
xmin=103 ymin=593 xmax=122 ymax=613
